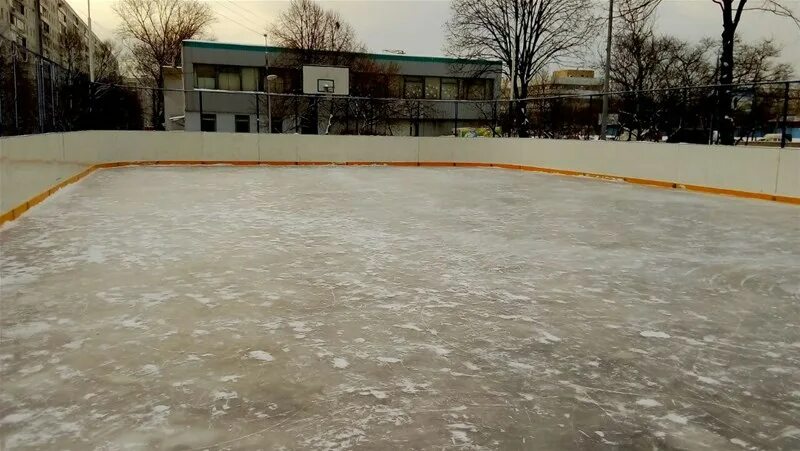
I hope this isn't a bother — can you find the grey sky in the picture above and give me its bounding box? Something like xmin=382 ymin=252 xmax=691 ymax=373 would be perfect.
xmin=69 ymin=0 xmax=800 ymax=73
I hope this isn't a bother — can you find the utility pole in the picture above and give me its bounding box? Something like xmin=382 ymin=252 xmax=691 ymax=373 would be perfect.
xmin=88 ymin=0 xmax=95 ymax=82
xmin=34 ymin=0 xmax=45 ymax=131
xmin=600 ymin=0 xmax=613 ymax=140
xmin=264 ymin=33 xmax=271 ymax=134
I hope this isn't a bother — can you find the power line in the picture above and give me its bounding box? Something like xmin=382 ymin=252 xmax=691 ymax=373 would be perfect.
xmin=209 ymin=2 xmax=266 ymax=36
xmin=224 ymin=0 xmax=267 ymax=24
xmin=212 ymin=7 xmax=264 ymax=36
xmin=217 ymin=1 xmax=264 ymax=30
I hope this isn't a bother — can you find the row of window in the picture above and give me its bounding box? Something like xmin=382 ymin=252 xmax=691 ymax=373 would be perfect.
xmin=194 ymin=64 xmax=494 ymax=100
xmin=402 ymin=76 xmax=492 ymax=100
xmin=200 ymin=114 xmax=285 ymax=133
xmin=195 ymin=65 xmax=262 ymax=91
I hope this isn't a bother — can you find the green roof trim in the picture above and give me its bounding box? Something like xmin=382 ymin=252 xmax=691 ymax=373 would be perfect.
xmin=183 ymin=40 xmax=501 ymax=66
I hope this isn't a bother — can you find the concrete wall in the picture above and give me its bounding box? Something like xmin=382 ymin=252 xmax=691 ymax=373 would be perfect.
xmin=2 ymin=132 xmax=798 ymax=216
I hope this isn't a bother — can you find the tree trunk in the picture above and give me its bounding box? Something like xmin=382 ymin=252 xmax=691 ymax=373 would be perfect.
xmin=718 ymin=27 xmax=735 ymax=145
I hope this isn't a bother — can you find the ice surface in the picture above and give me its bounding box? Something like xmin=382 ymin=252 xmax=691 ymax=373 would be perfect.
xmin=0 ymin=166 xmax=798 ymax=449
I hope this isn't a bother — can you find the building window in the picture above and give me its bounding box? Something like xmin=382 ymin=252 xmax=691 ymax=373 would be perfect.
xmin=43 ymin=21 xmax=50 ymax=34
xmin=201 ymin=113 xmax=216 ymax=132
xmin=271 ymin=118 xmax=282 ymax=133
xmin=195 ymin=64 xmax=216 ymax=89
xmin=425 ymin=77 xmax=440 ymax=99
xmin=403 ymin=76 xmax=423 ymax=99
xmin=242 ymin=67 xmax=259 ymax=91
xmin=267 ymin=75 xmax=284 ymax=94
xmin=387 ymin=76 xmax=402 ymax=98
xmin=441 ymin=78 xmax=458 ymax=100
xmin=14 ymin=2 xmax=23 ymax=15
xmin=235 ymin=115 xmax=250 ymax=133
xmin=218 ymin=67 xmax=241 ymax=91
xmin=465 ymin=79 xmax=487 ymax=100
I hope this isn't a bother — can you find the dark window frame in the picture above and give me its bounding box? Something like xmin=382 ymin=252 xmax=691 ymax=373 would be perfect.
xmin=195 ymin=64 xmax=216 ymax=89
xmin=403 ymin=76 xmax=424 ymax=99
xmin=441 ymin=78 xmax=459 ymax=100
xmin=235 ymin=114 xmax=250 ymax=133
xmin=200 ymin=113 xmax=217 ymax=132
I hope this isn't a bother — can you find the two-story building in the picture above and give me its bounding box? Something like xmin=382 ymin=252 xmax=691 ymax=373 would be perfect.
xmin=165 ymin=40 xmax=502 ymax=136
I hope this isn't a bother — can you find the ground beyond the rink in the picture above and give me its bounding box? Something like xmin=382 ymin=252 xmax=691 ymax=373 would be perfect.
xmin=0 ymin=166 xmax=798 ymax=450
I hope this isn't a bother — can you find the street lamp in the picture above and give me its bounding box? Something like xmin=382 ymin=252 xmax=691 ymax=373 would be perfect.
xmin=87 ymin=0 xmax=94 ymax=82
xmin=266 ymin=74 xmax=277 ymax=134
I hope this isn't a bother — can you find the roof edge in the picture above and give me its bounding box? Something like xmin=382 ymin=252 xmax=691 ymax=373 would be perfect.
xmin=183 ymin=40 xmax=502 ymax=67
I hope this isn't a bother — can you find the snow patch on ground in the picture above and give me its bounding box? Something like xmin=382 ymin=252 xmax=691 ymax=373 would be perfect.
xmin=248 ymin=350 xmax=274 ymax=362
xmin=640 ymin=330 xmax=670 ymax=339
xmin=333 ymin=358 xmax=349 ymax=369
xmin=635 ymin=398 xmax=662 ymax=407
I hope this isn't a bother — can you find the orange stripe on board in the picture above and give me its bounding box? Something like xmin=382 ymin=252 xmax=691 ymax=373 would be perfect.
xmin=0 ymin=165 xmax=99 ymax=227
xmin=259 ymin=161 xmax=298 ymax=166
xmin=774 ymin=195 xmax=800 ymax=205
xmin=2 ymin=160 xmax=798 ymax=227
xmin=345 ymin=161 xmax=384 ymax=166
xmin=419 ymin=162 xmax=456 ymax=167
xmin=296 ymin=161 xmax=339 ymax=166
xmin=0 ymin=210 xmax=14 ymax=224
xmin=493 ymin=163 xmax=522 ymax=170
xmin=624 ymin=177 xmax=675 ymax=188
xmin=683 ymin=184 xmax=776 ymax=201
xmin=454 ymin=162 xmax=491 ymax=168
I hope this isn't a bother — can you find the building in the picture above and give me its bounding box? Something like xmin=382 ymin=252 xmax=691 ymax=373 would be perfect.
xmin=165 ymin=40 xmax=502 ymax=136
xmin=1 ymin=0 xmax=99 ymax=70
xmin=548 ymin=69 xmax=604 ymax=96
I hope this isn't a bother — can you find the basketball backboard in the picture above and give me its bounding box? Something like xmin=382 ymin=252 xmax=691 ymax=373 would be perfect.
xmin=302 ymin=66 xmax=350 ymax=96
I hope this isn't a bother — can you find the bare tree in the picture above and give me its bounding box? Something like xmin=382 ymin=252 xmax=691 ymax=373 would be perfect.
xmin=607 ymin=0 xmax=714 ymax=140
xmin=270 ymin=0 xmax=364 ymax=65
xmin=91 ymin=43 xmax=122 ymax=84
xmin=445 ymin=0 xmax=599 ymax=137
xmin=60 ymin=25 xmax=88 ymax=73
xmin=711 ymin=0 xmax=798 ymax=144
xmin=113 ymin=0 xmax=213 ymax=129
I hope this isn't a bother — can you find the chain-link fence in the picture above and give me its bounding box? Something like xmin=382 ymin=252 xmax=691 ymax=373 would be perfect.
xmin=2 ymin=39 xmax=798 ymax=148
xmin=0 ymin=38 xmax=147 ymax=135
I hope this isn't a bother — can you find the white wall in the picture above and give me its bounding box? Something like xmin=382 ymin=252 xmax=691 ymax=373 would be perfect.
xmin=0 ymin=134 xmax=91 ymax=213
xmin=2 ymin=132 xmax=798 ymax=217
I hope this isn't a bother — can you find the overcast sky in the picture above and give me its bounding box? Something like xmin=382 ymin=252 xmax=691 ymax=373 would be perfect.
xmin=69 ymin=0 xmax=800 ymax=73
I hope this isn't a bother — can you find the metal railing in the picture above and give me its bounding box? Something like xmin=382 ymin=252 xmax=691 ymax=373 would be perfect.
xmin=2 ymin=41 xmax=798 ymax=147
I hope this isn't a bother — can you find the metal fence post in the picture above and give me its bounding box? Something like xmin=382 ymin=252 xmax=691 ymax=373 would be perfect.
xmin=255 ymin=93 xmax=260 ymax=134
xmin=12 ymin=52 xmax=19 ymax=132
xmin=453 ymin=101 xmax=459 ymax=136
xmin=780 ymin=82 xmax=790 ymax=149
xmin=491 ymin=100 xmax=498 ymax=137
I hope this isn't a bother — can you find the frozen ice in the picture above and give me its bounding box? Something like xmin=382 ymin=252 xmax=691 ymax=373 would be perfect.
xmin=0 ymin=166 xmax=798 ymax=449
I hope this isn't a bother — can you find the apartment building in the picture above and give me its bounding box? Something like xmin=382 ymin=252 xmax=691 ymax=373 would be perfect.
xmin=165 ymin=40 xmax=503 ymax=136
xmin=1 ymin=0 xmax=98 ymax=71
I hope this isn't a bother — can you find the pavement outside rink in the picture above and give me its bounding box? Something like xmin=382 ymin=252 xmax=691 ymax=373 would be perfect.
xmin=0 ymin=165 xmax=798 ymax=450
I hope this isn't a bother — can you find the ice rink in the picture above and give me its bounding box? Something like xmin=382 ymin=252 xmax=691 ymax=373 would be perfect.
xmin=1 ymin=166 xmax=798 ymax=450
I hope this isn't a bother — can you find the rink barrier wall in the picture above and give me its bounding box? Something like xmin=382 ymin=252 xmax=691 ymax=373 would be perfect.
xmin=1 ymin=131 xmax=798 ymax=225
